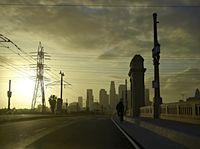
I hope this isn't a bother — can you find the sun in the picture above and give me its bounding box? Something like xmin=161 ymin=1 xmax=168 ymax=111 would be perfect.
xmin=9 ymin=78 xmax=36 ymax=108
xmin=15 ymin=78 xmax=35 ymax=98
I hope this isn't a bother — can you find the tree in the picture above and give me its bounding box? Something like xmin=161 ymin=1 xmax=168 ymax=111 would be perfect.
xmin=49 ymin=95 xmax=57 ymax=113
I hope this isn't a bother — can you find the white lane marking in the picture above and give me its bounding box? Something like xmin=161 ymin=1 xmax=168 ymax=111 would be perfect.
xmin=111 ymin=118 xmax=141 ymax=149
xmin=34 ymin=127 xmax=47 ymax=133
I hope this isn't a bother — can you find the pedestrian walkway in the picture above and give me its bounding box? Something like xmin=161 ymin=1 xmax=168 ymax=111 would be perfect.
xmin=113 ymin=116 xmax=200 ymax=149
xmin=126 ymin=116 xmax=200 ymax=137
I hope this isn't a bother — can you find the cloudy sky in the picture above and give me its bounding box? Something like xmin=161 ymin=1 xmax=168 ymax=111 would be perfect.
xmin=0 ymin=0 xmax=200 ymax=108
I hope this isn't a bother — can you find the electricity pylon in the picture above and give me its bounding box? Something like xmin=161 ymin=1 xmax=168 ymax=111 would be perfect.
xmin=31 ymin=42 xmax=46 ymax=112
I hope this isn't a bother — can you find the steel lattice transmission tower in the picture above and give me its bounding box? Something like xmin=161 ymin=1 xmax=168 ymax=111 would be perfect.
xmin=31 ymin=42 xmax=46 ymax=112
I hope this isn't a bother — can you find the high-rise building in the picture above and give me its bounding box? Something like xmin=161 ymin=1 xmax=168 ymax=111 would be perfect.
xmin=118 ymin=84 xmax=126 ymax=102
xmin=78 ymin=96 xmax=83 ymax=109
xmin=145 ymin=89 xmax=150 ymax=106
xmin=86 ymin=89 xmax=94 ymax=111
xmin=99 ymin=89 xmax=109 ymax=108
xmin=110 ymin=81 xmax=117 ymax=111
xmin=128 ymin=55 xmax=146 ymax=117
xmin=68 ymin=102 xmax=79 ymax=112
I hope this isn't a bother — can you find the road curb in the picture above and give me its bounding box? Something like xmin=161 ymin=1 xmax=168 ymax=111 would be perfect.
xmin=111 ymin=118 xmax=144 ymax=149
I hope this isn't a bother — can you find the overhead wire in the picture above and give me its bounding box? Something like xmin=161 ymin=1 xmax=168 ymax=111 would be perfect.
xmin=1 ymin=0 xmax=199 ymax=98
xmin=0 ymin=2 xmax=199 ymax=8
xmin=0 ymin=35 xmax=66 ymax=85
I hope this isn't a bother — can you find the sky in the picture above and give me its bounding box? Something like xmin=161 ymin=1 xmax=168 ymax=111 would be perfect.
xmin=0 ymin=0 xmax=200 ymax=109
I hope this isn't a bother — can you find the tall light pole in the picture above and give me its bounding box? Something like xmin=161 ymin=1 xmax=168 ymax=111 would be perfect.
xmin=60 ymin=71 xmax=64 ymax=100
xmin=152 ymin=13 xmax=162 ymax=119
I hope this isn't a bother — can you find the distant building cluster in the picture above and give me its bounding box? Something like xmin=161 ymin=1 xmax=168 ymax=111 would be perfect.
xmin=67 ymin=54 xmax=153 ymax=115
xmin=82 ymin=79 xmax=150 ymax=114
xmin=60 ymin=55 xmax=154 ymax=117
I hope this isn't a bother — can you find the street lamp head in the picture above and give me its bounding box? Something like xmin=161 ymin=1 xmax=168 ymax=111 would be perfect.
xmin=59 ymin=71 xmax=64 ymax=76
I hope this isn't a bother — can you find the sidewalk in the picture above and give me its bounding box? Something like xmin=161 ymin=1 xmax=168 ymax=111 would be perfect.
xmin=126 ymin=117 xmax=200 ymax=137
xmin=113 ymin=116 xmax=200 ymax=149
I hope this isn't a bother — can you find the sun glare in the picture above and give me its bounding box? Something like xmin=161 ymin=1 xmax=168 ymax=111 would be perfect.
xmin=16 ymin=78 xmax=35 ymax=98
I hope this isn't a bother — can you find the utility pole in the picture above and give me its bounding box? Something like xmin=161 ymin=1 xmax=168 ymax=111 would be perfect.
xmin=60 ymin=71 xmax=64 ymax=100
xmin=7 ymin=80 xmax=12 ymax=110
xmin=56 ymin=71 xmax=64 ymax=113
xmin=152 ymin=13 xmax=162 ymax=119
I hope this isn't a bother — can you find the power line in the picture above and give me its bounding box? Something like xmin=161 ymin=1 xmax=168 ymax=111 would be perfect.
xmin=0 ymin=34 xmax=65 ymax=85
xmin=0 ymin=3 xmax=199 ymax=8
xmin=1 ymin=61 xmax=33 ymax=77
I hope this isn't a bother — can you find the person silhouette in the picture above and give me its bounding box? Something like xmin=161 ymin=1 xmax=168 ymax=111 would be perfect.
xmin=116 ymin=99 xmax=124 ymax=122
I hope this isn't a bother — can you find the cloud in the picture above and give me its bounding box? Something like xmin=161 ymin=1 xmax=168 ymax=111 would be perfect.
xmin=145 ymin=67 xmax=200 ymax=103
xmin=109 ymin=75 xmax=126 ymax=80
xmin=158 ymin=7 xmax=200 ymax=58
xmin=98 ymin=49 xmax=118 ymax=59
xmin=0 ymin=0 xmax=200 ymax=108
xmin=0 ymin=56 xmax=12 ymax=63
xmin=96 ymin=1 xmax=200 ymax=59
xmin=0 ymin=0 xmax=107 ymax=52
xmin=0 ymin=0 xmax=199 ymax=59
xmin=158 ymin=68 xmax=200 ymax=102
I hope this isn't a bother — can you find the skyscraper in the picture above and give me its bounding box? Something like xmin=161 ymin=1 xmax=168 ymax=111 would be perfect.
xmin=110 ymin=81 xmax=117 ymax=112
xmin=86 ymin=89 xmax=93 ymax=111
xmin=99 ymin=89 xmax=109 ymax=108
xmin=78 ymin=96 xmax=83 ymax=109
xmin=118 ymin=84 xmax=126 ymax=102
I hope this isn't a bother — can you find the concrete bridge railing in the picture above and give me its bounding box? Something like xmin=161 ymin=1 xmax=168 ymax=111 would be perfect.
xmin=160 ymin=101 xmax=200 ymax=124
xmin=140 ymin=105 xmax=154 ymax=118
xmin=140 ymin=101 xmax=200 ymax=124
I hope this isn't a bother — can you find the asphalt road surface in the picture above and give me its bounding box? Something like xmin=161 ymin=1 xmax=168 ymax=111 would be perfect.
xmin=0 ymin=115 xmax=134 ymax=149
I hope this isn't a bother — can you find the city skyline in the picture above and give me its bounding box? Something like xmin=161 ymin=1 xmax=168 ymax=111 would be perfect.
xmin=0 ymin=0 xmax=200 ymax=109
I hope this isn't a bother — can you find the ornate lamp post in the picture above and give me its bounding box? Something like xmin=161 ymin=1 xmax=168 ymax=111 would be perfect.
xmin=152 ymin=13 xmax=162 ymax=118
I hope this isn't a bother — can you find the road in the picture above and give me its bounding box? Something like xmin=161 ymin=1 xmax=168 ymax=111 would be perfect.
xmin=0 ymin=115 xmax=134 ymax=149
